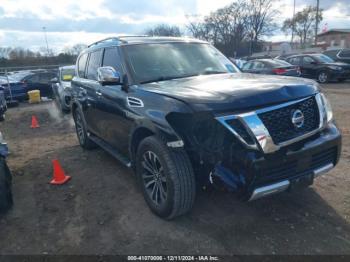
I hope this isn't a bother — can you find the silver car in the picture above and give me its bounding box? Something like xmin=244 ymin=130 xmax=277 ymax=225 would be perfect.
xmin=52 ymin=65 xmax=75 ymax=112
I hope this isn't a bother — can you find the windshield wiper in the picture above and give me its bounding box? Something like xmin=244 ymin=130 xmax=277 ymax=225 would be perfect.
xmin=139 ymin=74 xmax=199 ymax=84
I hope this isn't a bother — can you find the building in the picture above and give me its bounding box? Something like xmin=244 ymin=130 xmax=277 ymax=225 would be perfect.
xmin=317 ymin=29 xmax=350 ymax=49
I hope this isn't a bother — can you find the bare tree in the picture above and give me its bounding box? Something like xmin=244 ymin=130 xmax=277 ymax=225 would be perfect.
xmin=144 ymin=24 xmax=182 ymax=37
xmin=63 ymin=44 xmax=87 ymax=56
xmin=282 ymin=6 xmax=323 ymax=48
xmin=246 ymin=0 xmax=279 ymax=53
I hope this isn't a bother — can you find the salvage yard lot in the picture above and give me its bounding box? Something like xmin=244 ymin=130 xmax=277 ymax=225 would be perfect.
xmin=0 ymin=82 xmax=350 ymax=255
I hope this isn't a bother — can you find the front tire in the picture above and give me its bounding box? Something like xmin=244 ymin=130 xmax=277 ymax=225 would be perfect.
xmin=136 ymin=136 xmax=196 ymax=219
xmin=73 ymin=109 xmax=96 ymax=149
xmin=318 ymin=71 xmax=329 ymax=83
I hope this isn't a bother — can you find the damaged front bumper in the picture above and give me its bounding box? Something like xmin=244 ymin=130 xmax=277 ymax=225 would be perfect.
xmin=211 ymin=122 xmax=341 ymax=201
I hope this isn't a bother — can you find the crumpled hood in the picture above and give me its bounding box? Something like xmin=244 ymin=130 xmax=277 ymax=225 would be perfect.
xmin=140 ymin=73 xmax=319 ymax=112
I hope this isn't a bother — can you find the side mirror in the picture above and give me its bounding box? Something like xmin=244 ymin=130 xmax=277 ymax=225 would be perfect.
xmin=97 ymin=66 xmax=121 ymax=85
xmin=50 ymin=77 xmax=58 ymax=83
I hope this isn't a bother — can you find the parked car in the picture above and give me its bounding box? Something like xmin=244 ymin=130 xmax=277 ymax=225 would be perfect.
xmin=0 ymin=76 xmax=28 ymax=101
xmin=52 ymin=65 xmax=75 ymax=112
xmin=285 ymin=53 xmax=350 ymax=83
xmin=71 ymin=36 xmax=341 ymax=219
xmin=10 ymin=70 xmax=57 ymax=98
xmin=0 ymin=88 xmax=7 ymax=121
xmin=241 ymin=59 xmax=301 ymax=76
xmin=0 ymin=131 xmax=12 ymax=213
xmin=323 ymin=49 xmax=350 ymax=64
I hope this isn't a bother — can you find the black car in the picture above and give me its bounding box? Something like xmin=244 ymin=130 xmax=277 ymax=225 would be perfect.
xmin=71 ymin=36 xmax=341 ymax=219
xmin=0 ymin=76 xmax=28 ymax=101
xmin=241 ymin=59 xmax=301 ymax=76
xmin=285 ymin=53 xmax=350 ymax=83
xmin=10 ymin=70 xmax=57 ymax=98
xmin=52 ymin=65 xmax=75 ymax=112
xmin=323 ymin=49 xmax=350 ymax=64
xmin=0 ymin=131 xmax=12 ymax=213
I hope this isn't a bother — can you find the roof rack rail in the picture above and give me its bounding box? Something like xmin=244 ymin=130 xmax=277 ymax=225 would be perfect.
xmin=87 ymin=35 xmax=149 ymax=48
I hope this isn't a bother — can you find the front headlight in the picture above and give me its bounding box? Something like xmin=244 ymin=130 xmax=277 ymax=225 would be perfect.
xmin=328 ymin=65 xmax=342 ymax=71
xmin=320 ymin=93 xmax=333 ymax=123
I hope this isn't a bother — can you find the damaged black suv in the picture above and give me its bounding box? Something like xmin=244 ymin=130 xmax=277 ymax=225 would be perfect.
xmin=71 ymin=36 xmax=341 ymax=219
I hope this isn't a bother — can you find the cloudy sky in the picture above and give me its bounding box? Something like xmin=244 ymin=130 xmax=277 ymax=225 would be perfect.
xmin=0 ymin=0 xmax=350 ymax=53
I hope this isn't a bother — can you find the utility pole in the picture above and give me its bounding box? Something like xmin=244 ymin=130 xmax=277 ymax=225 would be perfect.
xmin=42 ymin=26 xmax=50 ymax=57
xmin=315 ymin=0 xmax=320 ymax=45
xmin=291 ymin=0 xmax=296 ymax=44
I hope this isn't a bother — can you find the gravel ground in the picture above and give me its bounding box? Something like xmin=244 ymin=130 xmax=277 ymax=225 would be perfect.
xmin=0 ymin=82 xmax=349 ymax=255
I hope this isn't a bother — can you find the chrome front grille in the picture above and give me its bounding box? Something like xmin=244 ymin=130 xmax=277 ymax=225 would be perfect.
xmin=216 ymin=93 xmax=327 ymax=154
xmin=258 ymin=97 xmax=320 ymax=144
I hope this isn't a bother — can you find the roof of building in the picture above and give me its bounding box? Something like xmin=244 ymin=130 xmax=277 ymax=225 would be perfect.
xmin=318 ymin=29 xmax=350 ymax=36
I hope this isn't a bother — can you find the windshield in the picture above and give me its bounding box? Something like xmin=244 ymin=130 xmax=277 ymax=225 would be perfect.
xmin=124 ymin=43 xmax=239 ymax=84
xmin=313 ymin=54 xmax=335 ymax=63
xmin=61 ymin=68 xmax=75 ymax=81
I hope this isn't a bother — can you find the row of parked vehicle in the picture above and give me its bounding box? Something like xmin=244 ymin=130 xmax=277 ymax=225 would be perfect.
xmin=235 ymin=49 xmax=350 ymax=84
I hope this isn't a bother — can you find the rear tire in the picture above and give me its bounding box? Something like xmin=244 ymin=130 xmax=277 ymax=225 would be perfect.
xmin=0 ymin=157 xmax=13 ymax=213
xmin=0 ymin=114 xmax=5 ymax=121
xmin=73 ymin=109 xmax=96 ymax=150
xmin=338 ymin=78 xmax=346 ymax=82
xmin=136 ymin=136 xmax=196 ymax=219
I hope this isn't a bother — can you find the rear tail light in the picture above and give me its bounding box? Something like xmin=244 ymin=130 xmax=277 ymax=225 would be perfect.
xmin=273 ymin=68 xmax=287 ymax=75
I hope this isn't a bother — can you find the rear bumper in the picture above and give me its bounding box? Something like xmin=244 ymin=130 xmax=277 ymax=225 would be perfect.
xmin=246 ymin=122 xmax=341 ymax=200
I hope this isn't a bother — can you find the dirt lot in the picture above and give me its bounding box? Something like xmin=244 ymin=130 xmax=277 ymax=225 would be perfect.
xmin=0 ymin=82 xmax=350 ymax=255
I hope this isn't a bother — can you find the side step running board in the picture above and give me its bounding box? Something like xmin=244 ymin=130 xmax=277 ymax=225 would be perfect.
xmin=88 ymin=135 xmax=132 ymax=168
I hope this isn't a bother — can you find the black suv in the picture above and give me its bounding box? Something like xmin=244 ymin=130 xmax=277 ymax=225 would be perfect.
xmin=71 ymin=36 xmax=341 ymax=219
xmin=285 ymin=54 xmax=350 ymax=83
xmin=323 ymin=49 xmax=350 ymax=64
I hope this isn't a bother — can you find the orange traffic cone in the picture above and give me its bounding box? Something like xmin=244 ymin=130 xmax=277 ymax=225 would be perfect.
xmin=31 ymin=115 xmax=40 ymax=128
xmin=50 ymin=159 xmax=71 ymax=185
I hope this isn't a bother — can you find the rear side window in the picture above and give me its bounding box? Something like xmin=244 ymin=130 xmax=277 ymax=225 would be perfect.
xmin=251 ymin=61 xmax=265 ymax=69
xmin=103 ymin=48 xmax=122 ymax=72
xmin=86 ymin=50 xmax=103 ymax=80
xmin=287 ymin=57 xmax=301 ymax=65
xmin=339 ymin=50 xmax=350 ymax=58
xmin=78 ymin=53 xmax=88 ymax=78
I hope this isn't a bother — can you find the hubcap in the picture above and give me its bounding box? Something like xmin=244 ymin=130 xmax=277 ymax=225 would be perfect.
xmin=75 ymin=113 xmax=85 ymax=143
xmin=141 ymin=151 xmax=167 ymax=206
xmin=319 ymin=72 xmax=327 ymax=83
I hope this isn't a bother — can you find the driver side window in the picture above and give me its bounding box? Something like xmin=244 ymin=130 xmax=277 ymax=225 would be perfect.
xmin=303 ymin=56 xmax=315 ymax=65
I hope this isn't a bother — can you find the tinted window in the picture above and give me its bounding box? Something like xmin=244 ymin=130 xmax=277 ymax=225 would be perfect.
xmin=323 ymin=50 xmax=338 ymax=59
xmin=303 ymin=56 xmax=315 ymax=64
xmin=38 ymin=73 xmax=55 ymax=84
xmin=26 ymin=74 xmax=39 ymax=83
xmin=312 ymin=54 xmax=334 ymax=63
xmin=287 ymin=57 xmax=300 ymax=65
xmin=103 ymin=48 xmax=122 ymax=71
xmin=78 ymin=53 xmax=88 ymax=78
xmin=339 ymin=50 xmax=350 ymax=58
xmin=251 ymin=61 xmax=265 ymax=69
xmin=86 ymin=50 xmax=103 ymax=80
xmin=242 ymin=62 xmax=252 ymax=70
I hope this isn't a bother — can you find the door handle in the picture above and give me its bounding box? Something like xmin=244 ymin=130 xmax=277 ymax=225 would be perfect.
xmin=96 ymin=91 xmax=102 ymax=96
